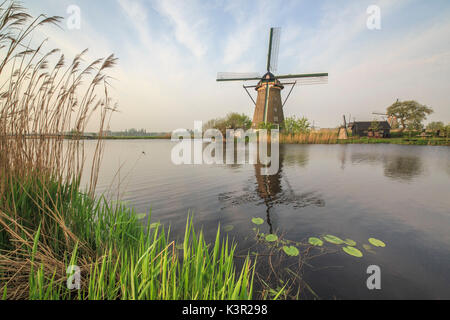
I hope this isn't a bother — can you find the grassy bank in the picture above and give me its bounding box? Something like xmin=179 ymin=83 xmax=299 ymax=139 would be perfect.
xmin=336 ymin=137 xmax=449 ymax=146
xmin=280 ymin=132 xmax=450 ymax=146
xmin=0 ymin=175 xmax=254 ymax=300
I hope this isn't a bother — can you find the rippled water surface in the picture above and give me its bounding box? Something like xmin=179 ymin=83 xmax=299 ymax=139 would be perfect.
xmin=82 ymin=140 xmax=450 ymax=299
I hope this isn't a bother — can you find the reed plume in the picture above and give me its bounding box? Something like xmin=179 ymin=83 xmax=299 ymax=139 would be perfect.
xmin=0 ymin=0 xmax=117 ymax=298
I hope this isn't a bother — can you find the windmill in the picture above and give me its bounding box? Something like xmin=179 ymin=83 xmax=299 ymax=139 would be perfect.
xmin=372 ymin=112 xmax=397 ymax=127
xmin=217 ymin=27 xmax=328 ymax=129
xmin=337 ymin=115 xmax=348 ymax=140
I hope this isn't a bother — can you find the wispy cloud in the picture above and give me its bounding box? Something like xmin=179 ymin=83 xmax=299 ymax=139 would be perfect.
xmin=152 ymin=0 xmax=209 ymax=58
xmin=21 ymin=0 xmax=450 ymax=130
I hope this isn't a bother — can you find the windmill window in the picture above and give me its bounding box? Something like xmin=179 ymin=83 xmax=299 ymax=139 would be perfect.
xmin=274 ymin=107 xmax=277 ymax=112
xmin=274 ymin=116 xmax=278 ymax=122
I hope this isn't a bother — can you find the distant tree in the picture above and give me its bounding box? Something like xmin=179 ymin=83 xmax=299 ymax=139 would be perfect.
xmin=203 ymin=118 xmax=221 ymax=131
xmin=445 ymin=124 xmax=450 ymax=139
xmin=406 ymin=119 xmax=424 ymax=132
xmin=225 ymin=112 xmax=252 ymax=130
xmin=386 ymin=100 xmax=433 ymax=132
xmin=203 ymin=113 xmax=252 ymax=134
xmin=426 ymin=121 xmax=445 ymax=131
xmin=283 ymin=116 xmax=311 ymax=135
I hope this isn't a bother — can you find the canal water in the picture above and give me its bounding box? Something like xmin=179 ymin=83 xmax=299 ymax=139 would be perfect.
xmin=82 ymin=140 xmax=450 ymax=299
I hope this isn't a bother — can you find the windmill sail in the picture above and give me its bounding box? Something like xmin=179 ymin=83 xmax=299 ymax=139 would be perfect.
xmin=291 ymin=77 xmax=328 ymax=86
xmin=267 ymin=27 xmax=281 ymax=73
xmin=277 ymin=72 xmax=328 ymax=85
xmin=277 ymin=72 xmax=328 ymax=79
xmin=216 ymin=72 xmax=261 ymax=81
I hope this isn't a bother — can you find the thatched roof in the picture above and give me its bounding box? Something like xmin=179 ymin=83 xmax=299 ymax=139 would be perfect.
xmin=348 ymin=121 xmax=391 ymax=130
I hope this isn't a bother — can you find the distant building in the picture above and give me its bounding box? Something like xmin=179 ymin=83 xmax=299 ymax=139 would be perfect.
xmin=348 ymin=121 xmax=391 ymax=138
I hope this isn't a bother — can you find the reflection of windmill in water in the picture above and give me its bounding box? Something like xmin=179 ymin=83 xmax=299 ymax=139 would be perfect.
xmin=217 ymin=27 xmax=328 ymax=128
xmin=339 ymin=144 xmax=348 ymax=170
xmin=253 ymin=153 xmax=284 ymax=234
xmin=219 ymin=147 xmax=325 ymax=232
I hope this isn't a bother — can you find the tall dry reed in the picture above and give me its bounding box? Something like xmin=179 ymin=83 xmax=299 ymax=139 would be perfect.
xmin=0 ymin=0 xmax=117 ymax=197
xmin=0 ymin=0 xmax=117 ymax=298
xmin=280 ymin=130 xmax=338 ymax=144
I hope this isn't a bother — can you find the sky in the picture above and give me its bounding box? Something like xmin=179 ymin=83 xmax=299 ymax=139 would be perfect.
xmin=23 ymin=0 xmax=450 ymax=132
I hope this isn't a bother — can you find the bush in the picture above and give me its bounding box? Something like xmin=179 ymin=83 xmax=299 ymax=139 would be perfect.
xmin=204 ymin=113 xmax=252 ymax=134
xmin=283 ymin=116 xmax=311 ymax=135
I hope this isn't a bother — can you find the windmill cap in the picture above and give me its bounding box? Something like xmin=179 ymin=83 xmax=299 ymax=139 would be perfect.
xmin=262 ymin=72 xmax=275 ymax=81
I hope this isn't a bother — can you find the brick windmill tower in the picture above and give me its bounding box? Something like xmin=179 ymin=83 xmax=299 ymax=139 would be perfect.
xmin=217 ymin=27 xmax=328 ymax=129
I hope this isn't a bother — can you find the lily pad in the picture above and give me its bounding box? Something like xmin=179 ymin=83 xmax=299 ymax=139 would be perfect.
xmin=308 ymin=237 xmax=324 ymax=246
xmin=282 ymin=246 xmax=299 ymax=257
xmin=265 ymin=234 xmax=278 ymax=242
xmin=342 ymin=246 xmax=363 ymax=258
xmin=136 ymin=213 xmax=147 ymax=219
xmin=223 ymin=224 xmax=234 ymax=232
xmin=251 ymin=217 xmax=264 ymax=225
xmin=323 ymin=235 xmax=344 ymax=245
xmin=368 ymin=238 xmax=386 ymax=247
xmin=343 ymin=238 xmax=356 ymax=246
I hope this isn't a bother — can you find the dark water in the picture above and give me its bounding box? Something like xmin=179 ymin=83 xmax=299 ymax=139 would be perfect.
xmin=82 ymin=140 xmax=450 ymax=299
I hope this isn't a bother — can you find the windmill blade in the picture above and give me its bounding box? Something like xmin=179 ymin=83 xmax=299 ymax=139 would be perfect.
xmin=294 ymin=77 xmax=328 ymax=86
xmin=216 ymin=72 xmax=261 ymax=82
xmin=267 ymin=27 xmax=281 ymax=73
xmin=277 ymin=72 xmax=328 ymax=79
xmin=281 ymin=77 xmax=328 ymax=87
xmin=278 ymin=72 xmax=328 ymax=86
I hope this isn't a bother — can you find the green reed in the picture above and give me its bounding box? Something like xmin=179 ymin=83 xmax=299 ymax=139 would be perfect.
xmin=0 ymin=175 xmax=254 ymax=300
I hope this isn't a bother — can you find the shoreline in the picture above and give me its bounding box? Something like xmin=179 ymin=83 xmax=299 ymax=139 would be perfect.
xmin=81 ymin=135 xmax=450 ymax=146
